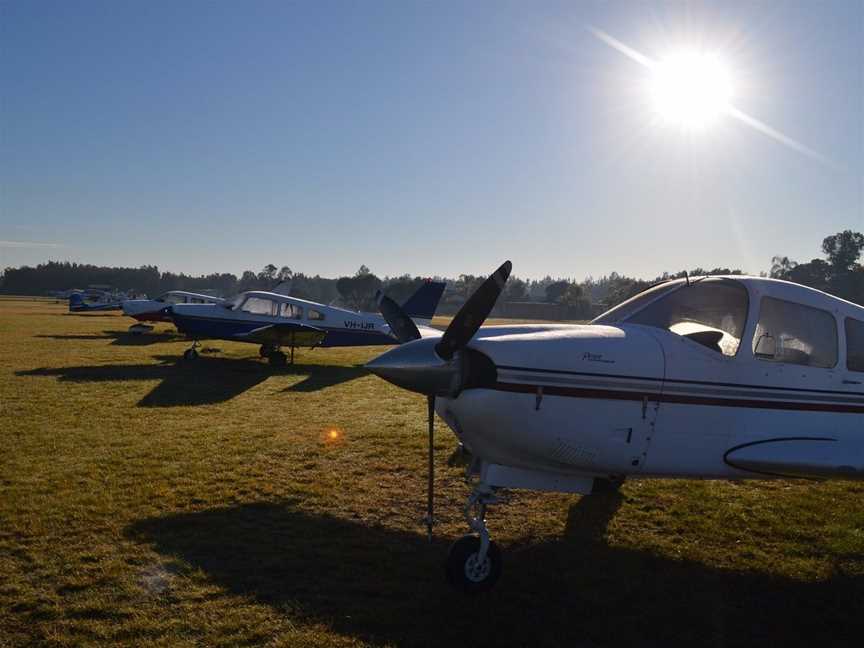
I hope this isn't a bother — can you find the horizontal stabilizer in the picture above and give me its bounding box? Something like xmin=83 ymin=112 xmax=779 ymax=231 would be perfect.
xmin=724 ymin=438 xmax=864 ymax=480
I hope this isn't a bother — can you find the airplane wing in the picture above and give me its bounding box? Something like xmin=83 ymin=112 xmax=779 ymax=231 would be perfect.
xmin=235 ymin=322 xmax=327 ymax=348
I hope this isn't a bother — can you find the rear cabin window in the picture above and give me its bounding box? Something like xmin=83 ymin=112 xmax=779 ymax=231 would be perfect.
xmin=191 ymin=297 xmax=205 ymax=304
xmin=280 ymin=303 xmax=303 ymax=319
xmin=241 ymin=297 xmax=277 ymax=316
xmin=308 ymin=309 xmax=325 ymax=321
xmin=751 ymin=297 xmax=837 ymax=368
xmin=161 ymin=294 xmax=185 ymax=305
xmin=624 ymin=278 xmax=749 ymax=356
xmin=845 ymin=318 xmax=864 ymax=372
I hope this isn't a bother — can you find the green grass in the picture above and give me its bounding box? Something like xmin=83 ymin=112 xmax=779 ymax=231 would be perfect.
xmin=1 ymin=299 xmax=863 ymax=647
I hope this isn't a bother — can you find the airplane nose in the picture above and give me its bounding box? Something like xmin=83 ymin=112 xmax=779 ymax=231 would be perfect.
xmin=365 ymin=338 xmax=461 ymax=396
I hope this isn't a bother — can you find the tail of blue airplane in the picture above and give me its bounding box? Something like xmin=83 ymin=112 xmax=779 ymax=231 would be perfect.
xmin=68 ymin=293 xmax=84 ymax=311
xmin=400 ymin=280 xmax=446 ymax=321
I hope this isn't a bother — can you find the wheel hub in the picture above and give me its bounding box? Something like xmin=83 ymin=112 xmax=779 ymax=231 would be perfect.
xmin=464 ymin=551 xmax=491 ymax=582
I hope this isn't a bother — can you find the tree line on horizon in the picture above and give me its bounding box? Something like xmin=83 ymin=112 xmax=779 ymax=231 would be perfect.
xmin=2 ymin=230 xmax=862 ymax=313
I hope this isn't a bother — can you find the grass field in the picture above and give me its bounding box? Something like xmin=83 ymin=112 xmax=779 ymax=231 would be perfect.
xmin=2 ymin=298 xmax=863 ymax=647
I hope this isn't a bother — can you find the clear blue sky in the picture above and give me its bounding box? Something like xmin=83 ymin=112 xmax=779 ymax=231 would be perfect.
xmin=1 ymin=0 xmax=862 ymax=280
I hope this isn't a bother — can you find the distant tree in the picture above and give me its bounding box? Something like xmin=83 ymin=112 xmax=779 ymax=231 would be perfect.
xmin=559 ymin=283 xmax=584 ymax=306
xmin=238 ymin=270 xmax=259 ymax=292
xmin=822 ymin=230 xmax=864 ymax=275
xmin=383 ymin=275 xmax=426 ymax=304
xmin=277 ymin=266 xmax=293 ymax=281
xmin=770 ymin=255 xmax=798 ymax=279
xmin=337 ymin=271 xmax=382 ymax=310
xmin=545 ymin=280 xmax=570 ymax=303
xmin=504 ymin=277 xmax=528 ymax=301
xmin=259 ymin=264 xmax=278 ymax=282
xmin=356 ymin=265 xmax=372 ymax=276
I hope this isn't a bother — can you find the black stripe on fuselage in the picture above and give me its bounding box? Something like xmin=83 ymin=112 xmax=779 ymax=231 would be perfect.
xmin=495 ymin=364 xmax=864 ymax=398
xmin=493 ymin=382 xmax=864 ymax=414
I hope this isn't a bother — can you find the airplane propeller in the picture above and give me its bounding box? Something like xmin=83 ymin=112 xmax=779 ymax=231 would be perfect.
xmin=372 ymin=260 xmax=512 ymax=540
xmin=377 ymin=292 xmax=421 ymax=344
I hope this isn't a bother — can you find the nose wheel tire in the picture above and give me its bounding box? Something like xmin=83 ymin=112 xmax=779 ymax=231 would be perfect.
xmin=445 ymin=535 xmax=502 ymax=594
xmin=183 ymin=348 xmax=199 ymax=361
xmin=259 ymin=344 xmax=275 ymax=358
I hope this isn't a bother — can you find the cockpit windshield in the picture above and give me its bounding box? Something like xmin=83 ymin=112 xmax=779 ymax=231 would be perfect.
xmin=225 ymin=294 xmax=245 ymax=310
xmin=592 ymin=280 xmax=683 ymax=325
xmin=595 ymin=278 xmax=749 ymax=356
xmin=634 ymin=278 xmax=748 ymax=355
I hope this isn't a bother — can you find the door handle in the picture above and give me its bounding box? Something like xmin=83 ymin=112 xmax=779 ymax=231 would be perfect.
xmin=843 ymin=379 xmax=862 ymax=385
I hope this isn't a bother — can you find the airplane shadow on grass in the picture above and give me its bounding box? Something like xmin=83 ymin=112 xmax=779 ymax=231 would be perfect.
xmin=17 ymin=357 xmax=366 ymax=407
xmin=127 ymin=494 xmax=864 ymax=648
xmin=35 ymin=330 xmax=182 ymax=346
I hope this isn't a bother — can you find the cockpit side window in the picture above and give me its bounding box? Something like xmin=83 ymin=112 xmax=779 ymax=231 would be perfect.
xmin=162 ymin=293 xmax=185 ymax=305
xmin=751 ymin=297 xmax=837 ymax=368
xmin=279 ymin=302 xmax=303 ymax=319
xmin=625 ymin=278 xmax=749 ymax=356
xmin=241 ymin=297 xmax=277 ymax=316
xmin=845 ymin=318 xmax=864 ymax=372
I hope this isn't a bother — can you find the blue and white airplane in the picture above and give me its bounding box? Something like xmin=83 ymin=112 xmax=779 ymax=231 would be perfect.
xmin=168 ymin=280 xmax=446 ymax=364
xmin=68 ymin=289 xmax=129 ymax=312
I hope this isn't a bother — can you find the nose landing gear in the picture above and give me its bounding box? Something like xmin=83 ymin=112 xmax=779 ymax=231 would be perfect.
xmin=445 ymin=483 xmax=503 ymax=593
xmin=183 ymin=341 xmax=199 ymax=361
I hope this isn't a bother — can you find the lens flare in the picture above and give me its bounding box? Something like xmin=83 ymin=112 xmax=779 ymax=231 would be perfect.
xmin=322 ymin=427 xmax=344 ymax=444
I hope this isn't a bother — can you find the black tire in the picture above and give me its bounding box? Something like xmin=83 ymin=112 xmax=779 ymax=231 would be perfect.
xmin=268 ymin=351 xmax=287 ymax=367
xmin=183 ymin=348 xmax=198 ymax=361
xmin=445 ymin=535 xmax=502 ymax=594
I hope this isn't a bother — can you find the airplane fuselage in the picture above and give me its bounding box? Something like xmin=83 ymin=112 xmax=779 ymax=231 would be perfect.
xmin=437 ymin=323 xmax=864 ymax=482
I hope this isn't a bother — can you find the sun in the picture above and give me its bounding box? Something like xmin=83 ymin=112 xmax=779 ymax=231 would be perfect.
xmin=649 ymin=50 xmax=733 ymax=131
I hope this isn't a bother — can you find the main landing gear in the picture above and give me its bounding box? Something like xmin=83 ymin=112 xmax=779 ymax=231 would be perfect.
xmin=445 ymin=482 xmax=503 ymax=594
xmin=258 ymin=344 xmax=294 ymax=367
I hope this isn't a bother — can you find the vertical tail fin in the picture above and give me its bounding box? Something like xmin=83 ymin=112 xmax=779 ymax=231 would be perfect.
xmin=401 ymin=281 xmax=446 ymax=321
xmin=69 ymin=293 xmax=84 ymax=311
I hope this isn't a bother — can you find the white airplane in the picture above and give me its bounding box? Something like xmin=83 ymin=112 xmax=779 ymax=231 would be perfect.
xmin=368 ymin=261 xmax=864 ymax=592
xmin=122 ymin=290 xmax=225 ymax=333
xmin=168 ymin=280 xmax=446 ymax=364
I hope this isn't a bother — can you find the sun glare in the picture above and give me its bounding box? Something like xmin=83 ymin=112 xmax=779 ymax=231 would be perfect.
xmin=649 ymin=51 xmax=732 ymax=131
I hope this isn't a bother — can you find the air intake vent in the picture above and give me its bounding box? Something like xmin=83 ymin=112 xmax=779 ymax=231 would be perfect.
xmin=552 ymin=439 xmax=597 ymax=467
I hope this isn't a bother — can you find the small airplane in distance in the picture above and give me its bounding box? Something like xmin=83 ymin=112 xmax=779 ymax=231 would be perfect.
xmin=168 ymin=280 xmax=446 ymax=365
xmin=68 ymin=289 xmax=129 ymax=312
xmin=368 ymin=262 xmax=864 ymax=593
xmin=122 ymin=290 xmax=225 ymax=333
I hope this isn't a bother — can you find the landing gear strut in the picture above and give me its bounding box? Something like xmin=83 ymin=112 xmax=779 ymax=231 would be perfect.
xmin=268 ymin=350 xmax=287 ymax=367
xmin=183 ymin=341 xmax=199 ymax=361
xmin=445 ymin=482 xmax=503 ymax=593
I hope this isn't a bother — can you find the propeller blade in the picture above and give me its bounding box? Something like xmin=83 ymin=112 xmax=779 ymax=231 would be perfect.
xmin=435 ymin=260 xmax=512 ymax=360
xmin=377 ymin=292 xmax=422 ymax=344
xmin=426 ymin=394 xmax=435 ymax=542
